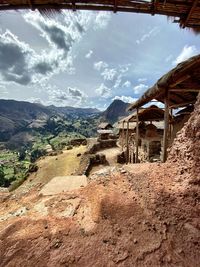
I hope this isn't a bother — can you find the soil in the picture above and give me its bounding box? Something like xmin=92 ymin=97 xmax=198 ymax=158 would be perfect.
xmin=0 ymin=95 xmax=200 ymax=266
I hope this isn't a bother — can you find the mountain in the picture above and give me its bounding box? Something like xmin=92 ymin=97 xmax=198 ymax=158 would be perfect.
xmin=0 ymin=99 xmax=100 ymax=143
xmin=48 ymin=105 xmax=100 ymax=117
xmin=101 ymin=99 xmax=130 ymax=123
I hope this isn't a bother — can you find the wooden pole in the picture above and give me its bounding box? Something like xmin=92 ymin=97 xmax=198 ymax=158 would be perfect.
xmin=122 ymin=121 xmax=125 ymax=151
xmin=163 ymin=89 xmax=169 ymax=162
xmin=135 ymin=108 xmax=139 ymax=163
xmin=126 ymin=120 xmax=129 ymax=164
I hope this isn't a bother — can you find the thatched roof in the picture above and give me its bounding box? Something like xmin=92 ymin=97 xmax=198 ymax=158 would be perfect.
xmin=1 ymin=1 xmax=200 ymax=31
xmin=128 ymin=54 xmax=200 ymax=111
xmin=98 ymin=122 xmax=113 ymax=129
xmin=121 ymin=105 xmax=166 ymax=122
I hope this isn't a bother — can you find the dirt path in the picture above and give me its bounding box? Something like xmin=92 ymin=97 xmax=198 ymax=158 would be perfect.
xmin=89 ymin=147 xmax=121 ymax=175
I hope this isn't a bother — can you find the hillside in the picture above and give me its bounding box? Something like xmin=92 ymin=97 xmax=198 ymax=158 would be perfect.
xmin=0 ymin=99 xmax=100 ymax=143
xmin=102 ymin=99 xmax=129 ymax=123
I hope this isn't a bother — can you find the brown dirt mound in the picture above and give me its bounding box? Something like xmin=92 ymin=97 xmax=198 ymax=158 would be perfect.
xmin=168 ymin=93 xmax=200 ymax=184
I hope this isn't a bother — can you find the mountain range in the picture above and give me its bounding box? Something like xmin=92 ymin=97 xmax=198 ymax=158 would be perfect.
xmin=0 ymin=98 xmax=130 ymax=144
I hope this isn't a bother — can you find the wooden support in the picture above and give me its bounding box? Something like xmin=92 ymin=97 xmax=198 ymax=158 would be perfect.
xmin=122 ymin=121 xmax=125 ymax=151
xmin=126 ymin=120 xmax=129 ymax=164
xmin=182 ymin=0 xmax=198 ymax=28
xmin=163 ymin=89 xmax=169 ymax=162
xmin=113 ymin=0 xmax=117 ymax=13
xmin=135 ymin=108 xmax=139 ymax=163
xmin=170 ymin=88 xmax=200 ymax=93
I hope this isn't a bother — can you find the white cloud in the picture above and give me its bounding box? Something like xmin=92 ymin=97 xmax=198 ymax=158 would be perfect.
xmin=93 ymin=12 xmax=111 ymax=30
xmin=85 ymin=50 xmax=93 ymax=59
xmin=138 ymin=77 xmax=147 ymax=83
xmin=122 ymin=81 xmax=131 ymax=88
xmin=113 ymin=95 xmax=138 ymax=103
xmin=133 ymin=83 xmax=148 ymax=94
xmin=46 ymin=85 xmax=88 ymax=107
xmin=94 ymin=60 xmax=108 ymax=71
xmin=95 ymin=83 xmax=111 ymax=98
xmin=173 ymin=45 xmax=199 ymax=65
xmin=101 ymin=68 xmax=117 ymax=81
xmin=136 ymin=27 xmax=160 ymax=45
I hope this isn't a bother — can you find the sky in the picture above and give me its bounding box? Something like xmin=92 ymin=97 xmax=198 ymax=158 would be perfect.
xmin=0 ymin=10 xmax=200 ymax=110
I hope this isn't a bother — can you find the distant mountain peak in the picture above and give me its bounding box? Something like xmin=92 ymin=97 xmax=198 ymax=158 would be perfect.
xmin=101 ymin=99 xmax=130 ymax=124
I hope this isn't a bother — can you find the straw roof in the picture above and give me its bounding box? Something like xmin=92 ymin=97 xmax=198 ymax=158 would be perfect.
xmin=1 ymin=1 xmax=200 ymax=31
xmin=128 ymin=54 xmax=200 ymax=111
xmin=121 ymin=105 xmax=166 ymax=122
xmin=98 ymin=122 xmax=113 ymax=129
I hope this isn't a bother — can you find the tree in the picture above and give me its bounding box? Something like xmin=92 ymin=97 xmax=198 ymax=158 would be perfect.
xmin=0 ymin=166 xmax=9 ymax=187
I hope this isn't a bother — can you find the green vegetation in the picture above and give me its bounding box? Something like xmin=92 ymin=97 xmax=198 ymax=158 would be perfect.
xmin=0 ymin=114 xmax=100 ymax=189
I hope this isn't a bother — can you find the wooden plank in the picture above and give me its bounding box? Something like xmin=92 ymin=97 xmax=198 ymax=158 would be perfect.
xmin=182 ymin=0 xmax=199 ymax=28
xmin=163 ymin=89 xmax=169 ymax=162
xmin=135 ymin=108 xmax=139 ymax=163
xmin=126 ymin=120 xmax=129 ymax=164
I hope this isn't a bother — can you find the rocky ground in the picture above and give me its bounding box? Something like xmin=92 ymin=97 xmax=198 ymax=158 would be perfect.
xmin=0 ymin=96 xmax=200 ymax=267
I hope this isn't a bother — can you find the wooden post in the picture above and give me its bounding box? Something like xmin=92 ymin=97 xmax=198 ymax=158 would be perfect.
xmin=135 ymin=108 xmax=139 ymax=163
xmin=126 ymin=120 xmax=129 ymax=164
xmin=163 ymin=89 xmax=169 ymax=162
xmin=122 ymin=121 xmax=125 ymax=151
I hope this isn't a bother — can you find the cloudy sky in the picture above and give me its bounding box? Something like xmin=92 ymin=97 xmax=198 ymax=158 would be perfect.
xmin=0 ymin=10 xmax=199 ymax=110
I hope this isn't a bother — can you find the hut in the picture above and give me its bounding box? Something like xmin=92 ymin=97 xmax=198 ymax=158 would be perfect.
xmin=98 ymin=122 xmax=113 ymax=130
xmin=128 ymin=55 xmax=200 ymax=162
xmin=97 ymin=122 xmax=113 ymax=140
xmin=118 ymin=105 xmax=166 ymax=163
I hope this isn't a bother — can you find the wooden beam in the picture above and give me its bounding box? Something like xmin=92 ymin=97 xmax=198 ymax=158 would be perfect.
xmin=113 ymin=0 xmax=117 ymax=13
xmin=182 ymin=0 xmax=199 ymax=28
xmin=170 ymin=74 xmax=190 ymax=87
xmin=126 ymin=120 xmax=129 ymax=164
xmin=135 ymin=108 xmax=139 ymax=163
xmin=163 ymin=89 xmax=169 ymax=162
xmin=169 ymin=100 xmax=196 ymax=109
xmin=170 ymin=88 xmax=200 ymax=93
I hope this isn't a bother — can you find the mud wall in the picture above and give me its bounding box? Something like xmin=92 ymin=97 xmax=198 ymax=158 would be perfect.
xmin=168 ymin=93 xmax=200 ymax=182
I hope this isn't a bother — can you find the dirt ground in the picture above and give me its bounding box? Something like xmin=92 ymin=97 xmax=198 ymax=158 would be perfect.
xmin=89 ymin=147 xmax=121 ymax=175
xmin=0 ymin=161 xmax=199 ymax=267
xmin=15 ymin=145 xmax=87 ymax=194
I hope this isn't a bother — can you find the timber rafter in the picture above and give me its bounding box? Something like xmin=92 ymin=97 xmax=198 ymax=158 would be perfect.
xmin=0 ymin=1 xmax=200 ymax=31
